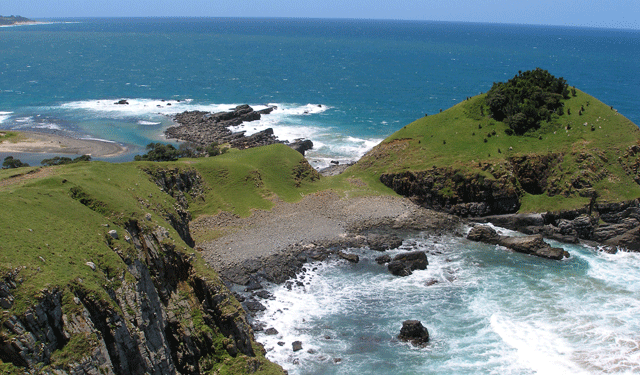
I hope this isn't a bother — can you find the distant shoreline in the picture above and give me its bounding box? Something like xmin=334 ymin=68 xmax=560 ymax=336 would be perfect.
xmin=0 ymin=130 xmax=129 ymax=157
xmin=0 ymin=21 xmax=53 ymax=28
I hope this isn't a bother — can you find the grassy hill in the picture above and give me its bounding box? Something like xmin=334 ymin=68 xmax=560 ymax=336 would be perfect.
xmin=0 ymin=144 xmax=330 ymax=374
xmin=350 ymin=87 xmax=640 ymax=213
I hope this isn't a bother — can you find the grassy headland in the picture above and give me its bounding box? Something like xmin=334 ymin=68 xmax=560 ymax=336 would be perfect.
xmin=350 ymin=85 xmax=640 ymax=213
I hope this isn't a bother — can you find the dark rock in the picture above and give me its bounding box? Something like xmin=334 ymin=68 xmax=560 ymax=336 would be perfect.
xmin=476 ymin=213 xmax=544 ymax=233
xmin=114 ymin=99 xmax=129 ymax=105
xmin=165 ymin=105 xmax=282 ymax=150
xmin=468 ymin=225 xmax=570 ymax=260
xmin=388 ymin=251 xmax=428 ymax=276
xmin=467 ymin=225 xmax=500 ymax=244
xmin=265 ymin=328 xmax=279 ymax=335
xmin=245 ymin=279 xmax=263 ymax=291
xmin=251 ymin=322 xmax=266 ymax=331
xmin=337 ymin=251 xmax=359 ymax=263
xmin=388 ymin=261 xmax=412 ymax=276
xmin=292 ymin=341 xmax=303 ymax=352
xmin=277 ymin=341 xmax=285 ymax=346
xmin=498 ymin=235 xmax=570 ymax=260
xmin=397 ymin=320 xmax=429 ymax=346
xmin=367 ymin=234 xmax=403 ymax=251
xmin=253 ymin=290 xmax=273 ymax=300
xmin=288 ymin=139 xmax=314 ymax=155
xmin=244 ymin=301 xmax=266 ymax=312
xmin=380 ymin=168 xmax=521 ymax=217
xmin=330 ymin=160 xmax=339 ymax=165
xmin=375 ymin=254 xmax=391 ymax=264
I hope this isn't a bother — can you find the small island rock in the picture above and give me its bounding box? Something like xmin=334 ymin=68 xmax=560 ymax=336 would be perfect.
xmin=398 ymin=320 xmax=429 ymax=346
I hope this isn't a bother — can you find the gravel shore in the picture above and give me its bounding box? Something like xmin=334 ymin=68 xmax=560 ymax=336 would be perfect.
xmin=195 ymin=191 xmax=462 ymax=284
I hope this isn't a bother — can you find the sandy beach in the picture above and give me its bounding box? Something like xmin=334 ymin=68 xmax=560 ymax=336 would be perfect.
xmin=0 ymin=131 xmax=129 ymax=157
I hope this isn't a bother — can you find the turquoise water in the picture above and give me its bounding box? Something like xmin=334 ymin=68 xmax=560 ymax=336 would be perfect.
xmin=1 ymin=18 xmax=639 ymax=167
xmin=256 ymin=228 xmax=640 ymax=375
xmin=2 ymin=19 xmax=640 ymax=374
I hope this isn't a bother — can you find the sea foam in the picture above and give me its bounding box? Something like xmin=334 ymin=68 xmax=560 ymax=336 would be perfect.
xmin=0 ymin=111 xmax=12 ymax=124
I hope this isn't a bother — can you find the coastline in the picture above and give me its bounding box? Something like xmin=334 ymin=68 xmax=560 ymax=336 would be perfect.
xmin=194 ymin=192 xmax=463 ymax=285
xmin=0 ymin=21 xmax=55 ymax=28
xmin=0 ymin=130 xmax=129 ymax=157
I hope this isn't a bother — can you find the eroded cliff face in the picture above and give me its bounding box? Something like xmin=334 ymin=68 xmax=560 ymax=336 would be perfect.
xmin=0 ymin=168 xmax=281 ymax=375
xmin=379 ymin=151 xmax=640 ymax=249
xmin=380 ymin=164 xmax=522 ymax=217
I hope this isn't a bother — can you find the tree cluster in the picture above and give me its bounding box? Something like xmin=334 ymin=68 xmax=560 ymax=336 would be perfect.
xmin=41 ymin=155 xmax=91 ymax=166
xmin=485 ymin=68 xmax=569 ymax=134
xmin=2 ymin=156 xmax=29 ymax=169
xmin=134 ymin=143 xmax=181 ymax=162
xmin=134 ymin=142 xmax=227 ymax=162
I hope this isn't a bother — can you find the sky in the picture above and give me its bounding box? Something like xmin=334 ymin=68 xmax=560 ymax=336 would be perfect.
xmin=2 ymin=0 xmax=639 ymax=30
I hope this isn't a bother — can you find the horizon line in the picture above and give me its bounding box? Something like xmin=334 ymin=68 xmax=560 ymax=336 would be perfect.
xmin=24 ymin=16 xmax=640 ymax=32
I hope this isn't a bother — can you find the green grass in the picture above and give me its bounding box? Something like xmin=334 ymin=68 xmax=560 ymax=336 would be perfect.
xmin=0 ymin=131 xmax=21 ymax=143
xmin=350 ymin=89 xmax=640 ymax=212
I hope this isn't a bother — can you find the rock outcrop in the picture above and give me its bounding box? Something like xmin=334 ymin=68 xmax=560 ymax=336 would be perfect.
xmin=397 ymin=320 xmax=429 ymax=347
xmin=165 ymin=105 xmax=313 ymax=155
xmin=380 ymin=166 xmax=521 ymax=217
xmin=473 ymin=200 xmax=640 ymax=251
xmin=467 ymin=225 xmax=570 ymax=260
xmin=387 ymin=251 xmax=428 ymax=276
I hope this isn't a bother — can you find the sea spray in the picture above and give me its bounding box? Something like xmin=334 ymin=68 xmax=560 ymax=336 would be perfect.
xmin=255 ymin=234 xmax=640 ymax=375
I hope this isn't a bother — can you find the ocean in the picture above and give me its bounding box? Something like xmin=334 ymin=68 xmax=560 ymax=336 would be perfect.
xmin=2 ymin=18 xmax=640 ymax=374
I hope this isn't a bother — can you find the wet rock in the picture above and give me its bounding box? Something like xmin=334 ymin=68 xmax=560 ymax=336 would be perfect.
xmin=254 ymin=290 xmax=273 ymax=299
xmin=397 ymin=320 xmax=429 ymax=346
xmin=468 ymin=225 xmax=570 ymax=260
xmin=337 ymin=251 xmax=359 ymax=263
xmin=367 ymin=234 xmax=403 ymax=251
xmin=265 ymin=328 xmax=279 ymax=335
xmin=114 ymin=99 xmax=129 ymax=105
xmin=375 ymin=254 xmax=391 ymax=264
xmin=165 ymin=105 xmax=288 ymax=150
xmin=467 ymin=225 xmax=500 ymax=244
xmin=288 ymin=139 xmax=314 ymax=155
xmin=244 ymin=301 xmax=266 ymax=312
xmin=499 ymin=235 xmax=569 ymax=260
xmin=292 ymin=341 xmax=303 ymax=352
xmin=245 ymin=279 xmax=263 ymax=292
xmin=387 ymin=251 xmax=428 ymax=276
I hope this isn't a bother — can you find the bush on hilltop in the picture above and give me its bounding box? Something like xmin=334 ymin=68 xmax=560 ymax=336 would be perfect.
xmin=485 ymin=68 xmax=569 ymax=134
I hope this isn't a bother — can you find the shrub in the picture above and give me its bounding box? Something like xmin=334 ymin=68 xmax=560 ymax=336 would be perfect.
xmin=40 ymin=155 xmax=91 ymax=166
xmin=206 ymin=142 xmax=227 ymax=157
xmin=485 ymin=68 xmax=568 ymax=134
xmin=134 ymin=143 xmax=180 ymax=162
xmin=2 ymin=156 xmax=29 ymax=169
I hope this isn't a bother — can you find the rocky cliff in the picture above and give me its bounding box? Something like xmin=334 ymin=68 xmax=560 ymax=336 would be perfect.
xmin=0 ymin=167 xmax=283 ymax=374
